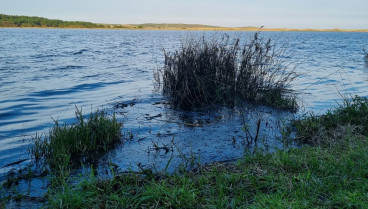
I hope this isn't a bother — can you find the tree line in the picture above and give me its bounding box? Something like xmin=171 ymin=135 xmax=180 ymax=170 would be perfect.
xmin=0 ymin=14 xmax=106 ymax=28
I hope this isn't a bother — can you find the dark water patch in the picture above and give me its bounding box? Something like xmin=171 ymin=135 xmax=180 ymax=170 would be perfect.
xmin=49 ymin=65 xmax=86 ymax=71
xmin=0 ymin=124 xmax=49 ymax=140
xmin=1 ymin=159 xmax=29 ymax=169
xmin=60 ymin=34 xmax=72 ymax=39
xmin=106 ymin=64 xmax=130 ymax=69
xmin=0 ymin=145 xmax=30 ymax=172
xmin=0 ymin=110 xmax=36 ymax=121
xmin=0 ymin=81 xmax=15 ymax=85
xmin=342 ymin=87 xmax=359 ymax=92
xmin=83 ymin=73 xmax=101 ymax=78
xmin=0 ymin=98 xmax=49 ymax=105
xmin=30 ymin=54 xmax=57 ymax=59
xmin=0 ymin=119 xmax=35 ymax=128
xmin=72 ymin=49 xmax=88 ymax=55
xmin=101 ymin=96 xmax=296 ymax=175
xmin=29 ymin=81 xmax=125 ymax=97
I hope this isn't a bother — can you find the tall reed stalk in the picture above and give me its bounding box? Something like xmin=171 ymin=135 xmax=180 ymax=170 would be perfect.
xmin=157 ymin=32 xmax=298 ymax=110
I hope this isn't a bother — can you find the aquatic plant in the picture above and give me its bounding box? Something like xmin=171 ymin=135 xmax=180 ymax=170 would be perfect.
xmin=364 ymin=48 xmax=368 ymax=59
xmin=293 ymin=95 xmax=368 ymax=146
xmin=31 ymin=107 xmax=122 ymax=170
xmin=157 ymin=32 xmax=298 ymax=110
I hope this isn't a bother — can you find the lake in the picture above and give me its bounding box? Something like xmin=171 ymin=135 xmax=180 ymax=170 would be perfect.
xmin=1 ymin=28 xmax=368 ymax=178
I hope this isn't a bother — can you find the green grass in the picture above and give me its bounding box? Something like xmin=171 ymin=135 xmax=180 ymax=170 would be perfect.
xmin=31 ymin=107 xmax=122 ymax=171
xmin=0 ymin=14 xmax=105 ymax=28
xmin=5 ymin=97 xmax=368 ymax=208
xmin=46 ymin=134 xmax=368 ymax=208
xmin=41 ymin=96 xmax=368 ymax=208
xmin=0 ymin=184 xmax=6 ymax=209
xmin=293 ymin=95 xmax=368 ymax=146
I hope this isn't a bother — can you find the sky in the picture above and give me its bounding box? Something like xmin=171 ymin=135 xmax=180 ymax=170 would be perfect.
xmin=1 ymin=0 xmax=368 ymax=29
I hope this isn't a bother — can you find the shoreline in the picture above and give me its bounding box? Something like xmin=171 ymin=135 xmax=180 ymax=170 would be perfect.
xmin=1 ymin=26 xmax=368 ymax=33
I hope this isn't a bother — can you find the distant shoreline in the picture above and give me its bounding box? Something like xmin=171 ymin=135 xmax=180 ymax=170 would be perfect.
xmin=1 ymin=14 xmax=367 ymax=32
xmin=1 ymin=26 xmax=368 ymax=33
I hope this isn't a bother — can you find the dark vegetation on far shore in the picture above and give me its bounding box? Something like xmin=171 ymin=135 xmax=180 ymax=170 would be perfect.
xmin=0 ymin=14 xmax=105 ymax=28
xmin=158 ymin=33 xmax=298 ymax=110
xmin=0 ymin=14 xmax=221 ymax=30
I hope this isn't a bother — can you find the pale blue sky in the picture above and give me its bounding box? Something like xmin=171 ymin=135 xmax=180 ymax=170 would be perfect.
xmin=1 ymin=0 xmax=367 ymax=29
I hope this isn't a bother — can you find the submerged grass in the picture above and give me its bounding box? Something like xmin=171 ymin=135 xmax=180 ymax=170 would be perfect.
xmin=31 ymin=107 xmax=122 ymax=170
xmin=39 ymin=96 xmax=368 ymax=208
xmin=2 ymin=97 xmax=368 ymax=208
xmin=4 ymin=96 xmax=368 ymax=207
xmin=158 ymin=32 xmax=298 ymax=111
xmin=46 ymin=133 xmax=368 ymax=208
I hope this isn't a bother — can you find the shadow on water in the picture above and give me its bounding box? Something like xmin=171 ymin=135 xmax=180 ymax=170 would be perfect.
xmin=95 ymin=96 xmax=298 ymax=178
xmin=2 ymin=96 xmax=298 ymax=207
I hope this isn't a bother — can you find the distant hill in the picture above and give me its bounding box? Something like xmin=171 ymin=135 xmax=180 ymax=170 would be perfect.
xmin=128 ymin=23 xmax=221 ymax=29
xmin=110 ymin=23 xmax=261 ymax=31
xmin=1 ymin=14 xmax=367 ymax=32
xmin=0 ymin=14 xmax=105 ymax=28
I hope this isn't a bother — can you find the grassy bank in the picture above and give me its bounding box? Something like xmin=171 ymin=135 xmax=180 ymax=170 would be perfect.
xmin=46 ymin=130 xmax=368 ymax=208
xmin=293 ymin=95 xmax=368 ymax=146
xmin=4 ymin=96 xmax=361 ymax=208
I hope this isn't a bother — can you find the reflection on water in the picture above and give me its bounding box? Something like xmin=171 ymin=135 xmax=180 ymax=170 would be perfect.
xmin=1 ymin=29 xmax=368 ymax=179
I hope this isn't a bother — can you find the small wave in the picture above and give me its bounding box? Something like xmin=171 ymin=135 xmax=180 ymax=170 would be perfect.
xmin=60 ymin=65 xmax=86 ymax=70
xmin=0 ymin=119 xmax=35 ymax=127
xmin=0 ymin=109 xmax=36 ymax=120
xmin=73 ymin=49 xmax=88 ymax=55
xmin=29 ymin=81 xmax=125 ymax=97
xmin=30 ymin=54 xmax=56 ymax=59
xmin=83 ymin=74 xmax=100 ymax=78
xmin=49 ymin=65 xmax=86 ymax=71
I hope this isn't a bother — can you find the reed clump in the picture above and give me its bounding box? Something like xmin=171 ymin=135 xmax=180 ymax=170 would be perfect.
xmin=158 ymin=32 xmax=298 ymax=110
xmin=31 ymin=107 xmax=122 ymax=169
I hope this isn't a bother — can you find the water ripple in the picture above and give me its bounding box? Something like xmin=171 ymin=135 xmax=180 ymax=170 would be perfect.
xmin=1 ymin=28 xmax=368 ymax=176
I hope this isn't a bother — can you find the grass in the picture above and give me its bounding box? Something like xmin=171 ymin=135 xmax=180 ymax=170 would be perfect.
xmin=31 ymin=107 xmax=122 ymax=172
xmin=45 ymin=133 xmax=368 ymax=208
xmin=33 ymin=96 xmax=368 ymax=208
xmin=0 ymin=184 xmax=6 ymax=209
xmin=157 ymin=32 xmax=298 ymax=111
xmin=293 ymin=95 xmax=368 ymax=146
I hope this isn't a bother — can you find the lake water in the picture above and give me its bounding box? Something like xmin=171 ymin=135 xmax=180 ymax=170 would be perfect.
xmin=1 ymin=28 xmax=368 ymax=179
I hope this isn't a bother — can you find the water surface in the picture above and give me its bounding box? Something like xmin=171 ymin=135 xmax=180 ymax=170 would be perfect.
xmin=1 ymin=28 xmax=368 ymax=178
